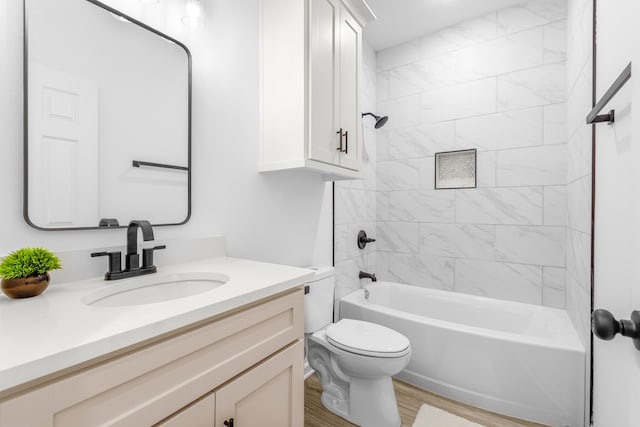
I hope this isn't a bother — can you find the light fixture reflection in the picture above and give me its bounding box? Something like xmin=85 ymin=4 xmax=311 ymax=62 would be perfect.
xmin=182 ymin=0 xmax=202 ymax=27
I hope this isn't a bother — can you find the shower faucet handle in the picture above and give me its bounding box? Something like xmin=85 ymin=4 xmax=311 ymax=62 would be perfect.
xmin=357 ymin=230 xmax=376 ymax=249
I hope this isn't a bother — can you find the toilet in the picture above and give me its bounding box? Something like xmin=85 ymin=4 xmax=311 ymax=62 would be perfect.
xmin=304 ymin=266 xmax=411 ymax=427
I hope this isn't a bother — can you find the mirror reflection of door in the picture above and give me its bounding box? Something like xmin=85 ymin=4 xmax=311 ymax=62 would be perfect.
xmin=28 ymin=64 xmax=99 ymax=228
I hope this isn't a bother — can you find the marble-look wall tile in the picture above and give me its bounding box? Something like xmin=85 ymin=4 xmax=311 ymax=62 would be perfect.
xmin=388 ymin=122 xmax=455 ymax=159
xmin=377 ymin=159 xmax=420 ymax=191
xmin=566 ymin=272 xmax=590 ymax=347
xmin=421 ymin=78 xmax=497 ymax=123
xmin=389 ymin=54 xmax=454 ymax=98
xmin=389 ymin=190 xmax=456 ymax=223
xmin=567 ymin=62 xmax=592 ymax=136
xmin=334 ymin=222 xmax=376 ymax=263
xmin=497 ymin=64 xmax=566 ymax=111
xmin=566 ymin=0 xmax=592 ymax=90
xmin=377 ymin=221 xmax=420 ymax=254
xmin=476 ymin=151 xmax=497 ymax=187
xmin=544 ymin=185 xmax=568 ymax=226
xmin=377 ymin=39 xmax=421 ymax=71
xmin=567 ymin=125 xmax=592 ymax=182
xmin=567 ymin=175 xmax=591 ymax=234
xmin=377 ymin=128 xmax=389 ymax=162
xmin=335 ymin=187 xmax=368 ymax=225
xmin=453 ymin=27 xmax=543 ymax=81
xmin=388 ymin=253 xmax=455 ymax=290
xmin=455 ymin=107 xmax=543 ymax=150
xmin=372 ymin=0 xmax=569 ymax=310
xmin=420 ymin=223 xmax=496 ymax=260
xmin=544 ymin=103 xmax=567 ymax=145
xmin=376 ymin=191 xmax=389 ymax=221
xmin=544 ymin=20 xmax=568 ymax=64
xmin=543 ymin=266 xmax=566 ymax=308
xmin=566 ymin=227 xmax=590 ymax=287
xmin=376 ymin=250 xmax=389 ymax=281
xmin=497 ymin=0 xmax=568 ymax=36
xmin=377 ymin=95 xmax=420 ymax=130
xmin=377 ymin=71 xmax=389 ymax=102
xmin=419 ymin=157 xmax=436 ymax=189
xmin=455 ymin=259 xmax=543 ymax=304
xmin=496 ymin=225 xmax=566 ymax=267
xmin=421 ymin=13 xmax=497 ymax=58
xmin=496 ymin=144 xmax=567 ymax=186
xmin=456 ymin=187 xmax=543 ymax=225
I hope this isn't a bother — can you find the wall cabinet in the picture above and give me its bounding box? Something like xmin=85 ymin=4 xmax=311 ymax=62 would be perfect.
xmin=0 ymin=289 xmax=303 ymax=427
xmin=259 ymin=0 xmax=375 ymax=180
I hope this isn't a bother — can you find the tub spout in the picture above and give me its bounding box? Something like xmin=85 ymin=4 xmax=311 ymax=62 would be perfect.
xmin=359 ymin=271 xmax=377 ymax=282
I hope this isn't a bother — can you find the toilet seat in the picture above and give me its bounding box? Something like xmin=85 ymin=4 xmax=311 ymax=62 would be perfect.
xmin=326 ymin=319 xmax=410 ymax=358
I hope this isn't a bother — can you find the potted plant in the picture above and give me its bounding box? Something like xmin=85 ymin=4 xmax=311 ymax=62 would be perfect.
xmin=0 ymin=247 xmax=62 ymax=299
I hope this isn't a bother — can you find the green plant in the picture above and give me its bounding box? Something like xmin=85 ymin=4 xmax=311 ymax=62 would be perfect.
xmin=0 ymin=247 xmax=62 ymax=279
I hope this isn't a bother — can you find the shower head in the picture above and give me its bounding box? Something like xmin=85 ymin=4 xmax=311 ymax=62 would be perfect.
xmin=362 ymin=112 xmax=389 ymax=129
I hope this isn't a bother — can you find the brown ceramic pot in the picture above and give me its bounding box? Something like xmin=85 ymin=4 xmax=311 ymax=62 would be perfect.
xmin=1 ymin=273 xmax=50 ymax=299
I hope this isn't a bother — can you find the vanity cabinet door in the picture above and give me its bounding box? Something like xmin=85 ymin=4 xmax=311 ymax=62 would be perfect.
xmin=156 ymin=393 xmax=215 ymax=427
xmin=215 ymin=340 xmax=303 ymax=427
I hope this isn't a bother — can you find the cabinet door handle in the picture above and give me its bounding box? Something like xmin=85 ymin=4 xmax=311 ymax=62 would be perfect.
xmin=344 ymin=130 xmax=348 ymax=154
xmin=224 ymin=418 xmax=234 ymax=427
xmin=336 ymin=128 xmax=344 ymax=152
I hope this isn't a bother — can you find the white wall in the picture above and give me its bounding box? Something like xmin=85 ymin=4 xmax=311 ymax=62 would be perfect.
xmin=0 ymin=0 xmax=331 ymax=267
xmin=374 ymin=0 xmax=568 ymax=307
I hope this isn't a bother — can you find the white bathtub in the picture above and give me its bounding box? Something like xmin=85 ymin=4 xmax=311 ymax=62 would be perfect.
xmin=339 ymin=282 xmax=585 ymax=427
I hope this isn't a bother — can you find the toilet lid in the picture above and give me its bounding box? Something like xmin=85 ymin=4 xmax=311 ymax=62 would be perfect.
xmin=326 ymin=319 xmax=410 ymax=358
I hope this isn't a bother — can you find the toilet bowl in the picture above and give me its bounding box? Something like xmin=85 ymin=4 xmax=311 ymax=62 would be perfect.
xmin=304 ymin=267 xmax=411 ymax=427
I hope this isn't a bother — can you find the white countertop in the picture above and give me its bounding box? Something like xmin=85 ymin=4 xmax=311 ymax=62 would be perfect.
xmin=0 ymin=257 xmax=314 ymax=395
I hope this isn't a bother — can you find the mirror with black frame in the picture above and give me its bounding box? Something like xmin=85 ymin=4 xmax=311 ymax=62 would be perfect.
xmin=24 ymin=0 xmax=191 ymax=230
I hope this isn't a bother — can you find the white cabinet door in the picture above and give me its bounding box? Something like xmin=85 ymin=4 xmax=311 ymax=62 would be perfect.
xmin=337 ymin=3 xmax=362 ymax=171
xmin=308 ymin=0 xmax=340 ymax=166
xmin=215 ymin=341 xmax=303 ymax=427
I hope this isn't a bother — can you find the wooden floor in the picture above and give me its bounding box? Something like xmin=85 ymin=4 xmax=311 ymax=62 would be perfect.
xmin=304 ymin=374 xmax=548 ymax=427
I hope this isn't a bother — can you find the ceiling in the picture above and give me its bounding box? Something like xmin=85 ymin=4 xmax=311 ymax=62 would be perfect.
xmin=364 ymin=0 xmax=526 ymax=51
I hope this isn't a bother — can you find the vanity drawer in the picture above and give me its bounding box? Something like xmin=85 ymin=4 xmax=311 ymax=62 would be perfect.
xmin=0 ymin=287 xmax=303 ymax=427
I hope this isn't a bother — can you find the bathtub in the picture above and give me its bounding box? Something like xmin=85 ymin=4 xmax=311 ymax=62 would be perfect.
xmin=339 ymin=282 xmax=585 ymax=427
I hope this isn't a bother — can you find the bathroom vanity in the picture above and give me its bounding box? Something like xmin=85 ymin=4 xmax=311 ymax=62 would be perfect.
xmin=0 ymin=241 xmax=312 ymax=426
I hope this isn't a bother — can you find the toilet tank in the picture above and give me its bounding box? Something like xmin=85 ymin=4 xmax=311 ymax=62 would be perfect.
xmin=304 ymin=266 xmax=335 ymax=334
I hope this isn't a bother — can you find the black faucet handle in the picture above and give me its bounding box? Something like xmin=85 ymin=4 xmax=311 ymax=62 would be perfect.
xmin=91 ymin=251 xmax=122 ymax=274
xmin=142 ymin=245 xmax=166 ymax=269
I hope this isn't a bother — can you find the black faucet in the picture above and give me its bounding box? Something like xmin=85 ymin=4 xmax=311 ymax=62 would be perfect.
xmin=91 ymin=220 xmax=165 ymax=280
xmin=126 ymin=220 xmax=154 ymax=270
xmin=359 ymin=271 xmax=377 ymax=282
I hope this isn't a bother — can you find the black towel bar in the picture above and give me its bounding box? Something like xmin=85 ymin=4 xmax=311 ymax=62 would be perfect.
xmin=586 ymin=62 xmax=631 ymax=125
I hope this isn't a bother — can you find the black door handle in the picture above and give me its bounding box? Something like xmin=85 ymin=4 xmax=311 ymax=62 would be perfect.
xmin=592 ymin=309 xmax=640 ymax=350
xmin=224 ymin=418 xmax=234 ymax=427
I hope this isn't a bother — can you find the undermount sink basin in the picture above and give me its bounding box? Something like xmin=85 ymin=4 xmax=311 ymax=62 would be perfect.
xmin=83 ymin=272 xmax=229 ymax=308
